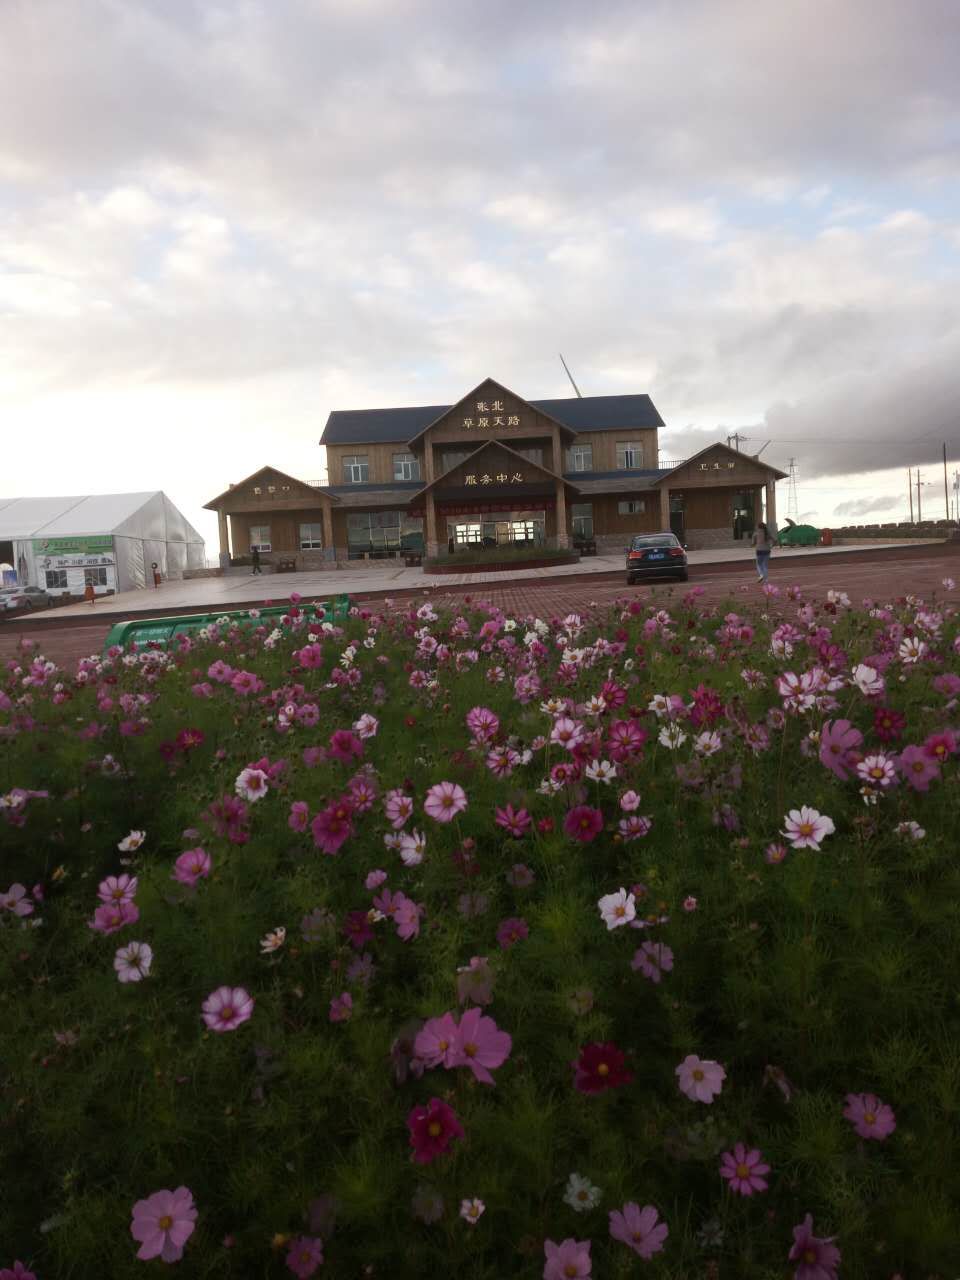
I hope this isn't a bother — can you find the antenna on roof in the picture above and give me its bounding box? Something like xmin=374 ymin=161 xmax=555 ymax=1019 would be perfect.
xmin=559 ymin=353 xmax=583 ymax=398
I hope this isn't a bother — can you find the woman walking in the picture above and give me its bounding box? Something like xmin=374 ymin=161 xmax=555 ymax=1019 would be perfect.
xmin=752 ymin=521 xmax=773 ymax=584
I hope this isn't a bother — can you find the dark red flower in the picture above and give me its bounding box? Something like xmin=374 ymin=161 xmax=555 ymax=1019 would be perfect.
xmin=572 ymin=1041 xmax=634 ymax=1094
xmin=407 ymin=1096 xmax=464 ymax=1163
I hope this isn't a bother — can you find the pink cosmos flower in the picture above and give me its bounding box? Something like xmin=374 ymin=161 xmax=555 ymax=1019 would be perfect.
xmin=286 ymin=1235 xmax=324 ymax=1277
xmin=114 ymin=941 xmax=153 ymax=983
xmin=383 ymin=788 xmax=414 ymax=829
xmin=460 ymin=1197 xmax=485 ymax=1224
xmin=365 ymin=869 xmax=387 ymax=890
xmin=842 ymin=1092 xmax=896 ymax=1140
xmin=424 ymin=781 xmax=468 ymax=823
xmin=0 ymin=1263 xmax=36 ymax=1279
xmin=415 ymin=1012 xmax=461 ymax=1068
xmin=0 ymin=884 xmax=33 ymax=917
xmin=394 ymin=896 xmax=423 ymax=941
xmin=682 ymin=896 xmax=698 ymax=912
xmin=130 ymin=1186 xmax=197 ymax=1263
xmin=235 ymin=767 xmax=269 ymax=802
xmin=496 ymin=916 xmax=529 ymax=949
xmin=818 ymin=719 xmax=863 ymax=779
xmin=855 ymin=754 xmax=898 ymax=788
xmin=201 ymin=985 xmax=254 ymax=1033
xmin=631 ymin=940 xmax=674 ymax=983
xmin=407 ymin=1096 xmax=464 ymax=1164
xmin=573 ymin=1042 xmax=633 ymax=1094
xmin=97 ymin=873 xmax=138 ymax=904
xmin=88 ymin=900 xmax=140 ymax=935
xmin=543 ymin=1238 xmax=592 ymax=1280
xmin=328 ymin=729 xmax=363 ymax=763
xmin=897 ymin=744 xmax=940 ymax=791
xmin=719 ymin=1142 xmax=770 ymax=1195
xmin=618 ymin=814 xmax=653 ymax=841
xmin=353 ymin=713 xmax=379 ymax=740
xmin=451 ymin=1007 xmax=512 ymax=1085
xmin=329 ymin=992 xmax=353 ymax=1023
xmin=506 ymin=863 xmax=535 ymax=888
xmin=172 ymin=848 xmax=212 ymax=886
xmin=563 ymin=805 xmax=604 ymax=843
xmin=466 ymin=705 xmax=499 ymax=742
xmin=765 ymin=841 xmax=789 ymax=865
xmin=609 ymin=1202 xmax=668 ymax=1259
xmin=788 ymin=1214 xmax=841 ymax=1280
xmin=230 ymin=669 xmax=263 ymax=696
xmin=288 ymin=801 xmax=310 ymax=833
xmin=782 ymin=806 xmax=835 ymax=851
xmin=494 ymin=803 xmax=531 ymax=837
xmin=619 ymin=789 xmax=641 ymax=811
xmin=676 ymin=1054 xmax=726 ymax=1103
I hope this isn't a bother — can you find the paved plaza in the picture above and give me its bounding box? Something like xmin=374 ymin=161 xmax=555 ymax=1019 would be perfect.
xmin=1 ymin=540 xmax=956 ymax=671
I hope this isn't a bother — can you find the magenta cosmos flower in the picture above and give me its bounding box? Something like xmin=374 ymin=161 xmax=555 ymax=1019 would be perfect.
xmin=201 ymin=985 xmax=254 ymax=1032
xmin=818 ymin=719 xmax=863 ymax=779
xmin=609 ymin=1202 xmax=668 ymax=1259
xmin=423 ymin=781 xmax=468 ymax=823
xmin=130 ymin=1186 xmax=197 ymax=1262
xmin=496 ymin=916 xmax=529 ymax=949
xmin=407 ymin=1096 xmax=464 ymax=1164
xmin=415 ymin=1012 xmax=460 ymax=1068
xmin=676 ymin=1054 xmax=726 ymax=1103
xmin=543 ymin=1238 xmax=591 ymax=1279
xmin=631 ymin=941 xmax=674 ymax=984
xmin=0 ymin=1264 xmax=36 ymax=1280
xmin=285 ymin=1235 xmax=324 ymax=1278
xmin=172 ymin=848 xmax=211 ymax=886
xmin=88 ymin=900 xmax=140 ymax=935
xmin=451 ymin=1007 xmax=512 ymax=1085
xmin=897 ymin=744 xmax=940 ymax=791
xmin=563 ymin=805 xmax=604 ymax=843
xmin=719 ymin=1142 xmax=770 ymax=1195
xmin=782 ymin=806 xmax=835 ymax=851
xmin=97 ymin=873 xmax=139 ymax=904
xmin=788 ymin=1214 xmax=841 ymax=1280
xmin=573 ymin=1042 xmax=634 ymax=1094
xmin=843 ymin=1092 xmax=896 ymax=1140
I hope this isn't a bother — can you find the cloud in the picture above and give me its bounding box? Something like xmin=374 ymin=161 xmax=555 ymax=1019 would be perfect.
xmin=833 ymin=495 xmax=901 ymax=517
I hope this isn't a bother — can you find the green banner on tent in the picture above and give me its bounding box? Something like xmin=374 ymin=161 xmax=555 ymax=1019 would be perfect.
xmin=32 ymin=535 xmax=115 ymax=557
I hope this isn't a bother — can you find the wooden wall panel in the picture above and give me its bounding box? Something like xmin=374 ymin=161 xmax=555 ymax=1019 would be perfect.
xmin=587 ymin=494 xmax=659 ymax=536
xmin=567 ymin=429 xmax=658 ymax=473
xmin=230 ymin=510 xmax=326 ymax=554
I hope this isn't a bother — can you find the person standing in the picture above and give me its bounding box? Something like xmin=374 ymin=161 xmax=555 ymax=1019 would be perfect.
xmin=752 ymin=521 xmax=772 ymax=583
xmin=83 ymin=580 xmax=96 ymax=607
xmin=251 ymin=545 xmax=262 ymax=575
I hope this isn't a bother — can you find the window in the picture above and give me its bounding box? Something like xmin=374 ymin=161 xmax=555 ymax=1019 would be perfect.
xmin=393 ymin=452 xmax=421 ymax=481
xmin=299 ymin=522 xmax=324 ymax=550
xmin=515 ymin=447 xmax=543 ymax=466
xmin=618 ymin=499 xmax=646 ymax=515
xmin=616 ymin=441 xmax=643 ymax=469
xmin=439 ymin=449 xmax=472 ymax=473
xmin=45 ymin=569 xmax=68 ymax=590
xmin=346 ymin=511 xmax=422 ymax=558
xmin=343 ymin=455 xmax=369 ymax=483
xmin=565 ymin=443 xmax=593 ymax=472
xmin=571 ymin=503 xmax=594 ymax=541
xmin=249 ymin=525 xmax=271 ymax=552
xmin=84 ymin=567 xmax=108 ymax=586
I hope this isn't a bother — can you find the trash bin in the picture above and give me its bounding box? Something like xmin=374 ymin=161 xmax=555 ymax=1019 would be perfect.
xmin=820 ymin=529 xmax=833 ymax=547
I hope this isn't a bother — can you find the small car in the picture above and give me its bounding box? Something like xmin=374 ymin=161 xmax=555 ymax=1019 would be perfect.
xmin=626 ymin=532 xmax=688 ymax=584
xmin=0 ymin=585 xmax=53 ymax=612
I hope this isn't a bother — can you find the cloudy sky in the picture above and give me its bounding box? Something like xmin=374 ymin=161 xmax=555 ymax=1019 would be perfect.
xmin=2 ymin=0 xmax=959 ymax=552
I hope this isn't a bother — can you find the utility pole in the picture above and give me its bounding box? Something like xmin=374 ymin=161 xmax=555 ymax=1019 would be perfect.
xmin=908 ymin=468 xmax=913 ymax=523
xmin=944 ymin=443 xmax=950 ymax=521
xmin=727 ymin=431 xmax=746 ymax=451
xmin=916 ymin=470 xmax=923 ymax=523
xmin=786 ymin=458 xmax=799 ymax=520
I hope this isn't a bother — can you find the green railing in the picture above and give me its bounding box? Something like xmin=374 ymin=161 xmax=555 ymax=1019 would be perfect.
xmin=102 ymin=595 xmax=351 ymax=654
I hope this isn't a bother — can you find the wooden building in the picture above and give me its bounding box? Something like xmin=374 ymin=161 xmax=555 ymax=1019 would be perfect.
xmin=204 ymin=379 xmax=786 ymax=564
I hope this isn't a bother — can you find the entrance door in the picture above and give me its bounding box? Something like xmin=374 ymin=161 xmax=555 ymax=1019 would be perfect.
xmin=669 ymin=495 xmax=685 ymax=543
xmin=732 ymin=492 xmax=756 ymax=540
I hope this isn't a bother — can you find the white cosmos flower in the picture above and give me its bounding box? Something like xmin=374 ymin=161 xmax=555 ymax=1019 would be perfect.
xmin=658 ymin=723 xmax=687 ymax=750
xmin=114 ymin=941 xmax=153 ymax=983
xmin=782 ymin=805 xmax=836 ymax=851
xmin=117 ymin=830 xmax=146 ymax=852
xmin=563 ymin=1172 xmax=602 ymax=1212
xmin=235 ymin=768 xmax=270 ymax=802
xmin=260 ymin=927 xmax=286 ymax=954
xmin=585 ymin=759 xmax=617 ymax=784
xmin=851 ymin=664 xmax=885 ymax=697
xmin=598 ymin=888 xmax=636 ymax=930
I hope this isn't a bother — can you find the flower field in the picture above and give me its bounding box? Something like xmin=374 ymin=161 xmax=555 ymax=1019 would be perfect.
xmin=2 ymin=581 xmax=959 ymax=1277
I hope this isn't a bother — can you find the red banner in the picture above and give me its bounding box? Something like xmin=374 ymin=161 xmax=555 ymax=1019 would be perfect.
xmin=408 ymin=499 xmax=555 ymax=518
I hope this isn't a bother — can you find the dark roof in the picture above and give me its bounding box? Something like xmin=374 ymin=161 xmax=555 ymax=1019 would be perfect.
xmin=320 ymin=393 xmax=664 ymax=445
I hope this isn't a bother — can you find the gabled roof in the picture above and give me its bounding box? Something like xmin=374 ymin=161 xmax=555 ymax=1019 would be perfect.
xmin=204 ymin=466 xmax=339 ymax=510
xmin=320 ymin=390 xmax=664 ymax=445
xmin=653 ymin=442 xmax=787 ymax=484
xmin=413 ymin=438 xmax=581 ymax=498
xmin=0 ymin=493 xmax=179 ymax=538
xmin=405 ymin=377 xmax=577 ymax=448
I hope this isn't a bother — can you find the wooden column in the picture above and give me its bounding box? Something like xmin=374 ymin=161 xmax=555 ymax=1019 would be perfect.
xmin=551 ymin=428 xmax=564 ymax=476
xmin=217 ymin=509 xmax=229 ymax=557
xmin=659 ymin=486 xmax=670 ymax=530
xmin=765 ymin=478 xmax=777 ymax=526
xmin=425 ymin=491 xmax=439 ymax=557
xmin=555 ymin=480 xmax=568 ymax=549
xmin=321 ymin=501 xmax=335 ymax=552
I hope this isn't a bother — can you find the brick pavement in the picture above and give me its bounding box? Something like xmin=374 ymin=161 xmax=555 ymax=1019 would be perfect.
xmin=2 ymin=543 xmax=957 ymax=671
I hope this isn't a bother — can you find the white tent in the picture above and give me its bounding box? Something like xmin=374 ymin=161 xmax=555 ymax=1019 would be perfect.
xmin=0 ymin=492 xmax=206 ymax=597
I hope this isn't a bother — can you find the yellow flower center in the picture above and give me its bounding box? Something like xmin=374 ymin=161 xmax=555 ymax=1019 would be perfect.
xmin=597 ymin=1063 xmax=610 ymax=1076
xmin=804 ymin=1249 xmax=817 ymax=1264
xmin=464 ymin=1042 xmax=478 ymax=1058
xmin=158 ymin=1215 xmax=173 ymax=1230
xmin=865 ymin=1111 xmax=876 ymax=1125
xmin=692 ymin=1068 xmax=704 ymax=1081
xmin=564 ymin=1267 xmax=578 ymax=1278
xmin=736 ymin=1163 xmax=750 ymax=1179
xmin=799 ymin=822 xmax=813 ymax=836
xmin=220 ymin=1007 xmax=234 ymax=1021
xmin=428 ymin=1121 xmax=442 ymax=1137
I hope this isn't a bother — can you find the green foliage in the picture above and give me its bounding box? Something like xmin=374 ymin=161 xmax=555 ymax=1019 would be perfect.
xmin=0 ymin=589 xmax=959 ymax=1276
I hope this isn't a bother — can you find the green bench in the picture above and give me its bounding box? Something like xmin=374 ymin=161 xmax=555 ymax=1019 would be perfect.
xmin=102 ymin=594 xmax=351 ymax=654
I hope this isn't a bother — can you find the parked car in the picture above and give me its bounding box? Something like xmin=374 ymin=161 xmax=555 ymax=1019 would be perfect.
xmin=0 ymin=585 xmax=53 ymax=611
xmin=626 ymin=532 xmax=688 ymax=584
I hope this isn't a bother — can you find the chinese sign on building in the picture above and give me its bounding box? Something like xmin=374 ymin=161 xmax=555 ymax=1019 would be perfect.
xmin=464 ymin=473 xmax=525 ymax=485
xmin=32 ymin=535 xmax=115 ymax=557
xmin=463 ymin=400 xmax=521 ymax=430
